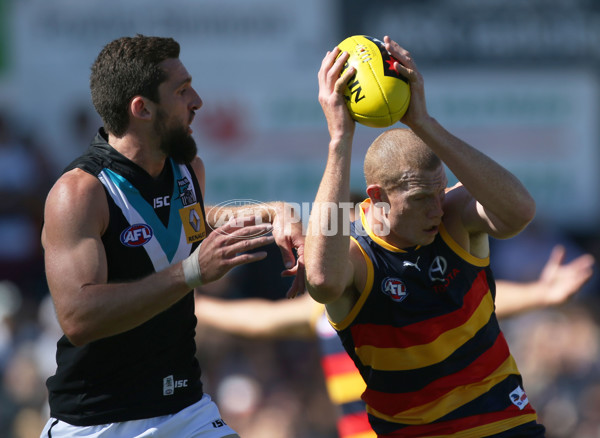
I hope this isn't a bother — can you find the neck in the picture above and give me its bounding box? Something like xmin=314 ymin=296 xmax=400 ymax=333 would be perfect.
xmin=108 ymin=133 xmax=167 ymax=178
xmin=364 ymin=206 xmax=411 ymax=250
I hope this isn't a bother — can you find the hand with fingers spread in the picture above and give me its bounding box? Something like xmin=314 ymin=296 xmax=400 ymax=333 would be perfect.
xmin=183 ymin=216 xmax=276 ymax=288
xmin=494 ymin=245 xmax=595 ymax=317
xmin=538 ymin=245 xmax=595 ymax=306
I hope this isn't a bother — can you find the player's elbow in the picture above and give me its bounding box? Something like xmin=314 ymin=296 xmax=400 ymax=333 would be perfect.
xmin=509 ymin=196 xmax=536 ymax=235
xmin=305 ymin=272 xmax=343 ymax=304
xmin=518 ymin=193 xmax=536 ymax=225
xmin=58 ymin=309 xmax=99 ymax=347
xmin=495 ymin=196 xmax=536 ymax=239
xmin=60 ymin=319 xmax=91 ymax=347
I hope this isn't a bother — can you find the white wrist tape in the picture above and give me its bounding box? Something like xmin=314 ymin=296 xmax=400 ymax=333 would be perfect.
xmin=182 ymin=242 xmax=203 ymax=289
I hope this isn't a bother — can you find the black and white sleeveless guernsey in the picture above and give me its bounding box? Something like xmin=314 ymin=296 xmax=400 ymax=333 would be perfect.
xmin=46 ymin=129 xmax=207 ymax=426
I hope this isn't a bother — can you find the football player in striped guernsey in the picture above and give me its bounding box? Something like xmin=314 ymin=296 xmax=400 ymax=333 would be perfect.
xmin=304 ymin=35 xmax=546 ymax=437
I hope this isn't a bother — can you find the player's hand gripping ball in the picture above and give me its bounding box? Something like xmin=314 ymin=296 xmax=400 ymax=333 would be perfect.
xmin=337 ymin=35 xmax=410 ymax=128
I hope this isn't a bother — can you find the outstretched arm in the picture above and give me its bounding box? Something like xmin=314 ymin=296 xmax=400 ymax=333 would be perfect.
xmin=495 ymin=245 xmax=595 ymax=318
xmin=195 ymin=293 xmax=316 ymax=338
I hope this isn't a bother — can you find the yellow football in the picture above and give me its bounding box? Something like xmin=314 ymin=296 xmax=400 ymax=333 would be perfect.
xmin=337 ymin=35 xmax=411 ymax=128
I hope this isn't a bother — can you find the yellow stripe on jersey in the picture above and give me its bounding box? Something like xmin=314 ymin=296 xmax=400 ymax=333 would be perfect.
xmin=420 ymin=414 xmax=539 ymax=438
xmin=355 ymin=291 xmax=495 ymax=371
xmin=325 ymin=371 xmax=367 ymax=405
xmin=438 ymin=223 xmax=489 ymax=267
xmin=347 ymin=431 xmax=377 ymax=438
xmin=366 ymin=354 xmax=521 ymax=424
xmin=331 ymin=236 xmax=375 ymax=332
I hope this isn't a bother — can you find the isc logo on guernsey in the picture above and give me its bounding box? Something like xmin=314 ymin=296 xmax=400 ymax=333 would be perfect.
xmin=120 ymin=224 xmax=153 ymax=247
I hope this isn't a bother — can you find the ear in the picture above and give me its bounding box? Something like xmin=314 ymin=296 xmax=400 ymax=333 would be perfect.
xmin=366 ymin=184 xmax=384 ymax=203
xmin=130 ymin=96 xmax=153 ymax=121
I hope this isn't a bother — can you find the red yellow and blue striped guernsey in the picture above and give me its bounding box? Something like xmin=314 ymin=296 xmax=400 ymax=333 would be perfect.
xmin=330 ymin=202 xmax=545 ymax=437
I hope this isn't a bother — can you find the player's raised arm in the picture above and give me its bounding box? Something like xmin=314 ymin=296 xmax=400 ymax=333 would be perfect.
xmin=384 ymin=35 xmax=536 ymax=242
xmin=304 ymin=48 xmax=357 ymax=307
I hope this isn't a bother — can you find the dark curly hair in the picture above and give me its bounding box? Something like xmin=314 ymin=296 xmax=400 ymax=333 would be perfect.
xmin=90 ymin=35 xmax=180 ymax=136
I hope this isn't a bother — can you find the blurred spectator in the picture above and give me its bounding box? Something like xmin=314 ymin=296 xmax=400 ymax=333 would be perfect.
xmin=0 ymin=281 xmax=21 ymax=372
xmin=64 ymin=104 xmax=101 ymax=158
xmin=502 ymin=302 xmax=600 ymax=438
xmin=0 ymin=107 xmax=56 ymax=438
xmin=0 ymin=109 xmax=54 ymax=303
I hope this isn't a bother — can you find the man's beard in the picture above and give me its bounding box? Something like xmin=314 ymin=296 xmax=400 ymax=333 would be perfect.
xmin=156 ymin=110 xmax=198 ymax=164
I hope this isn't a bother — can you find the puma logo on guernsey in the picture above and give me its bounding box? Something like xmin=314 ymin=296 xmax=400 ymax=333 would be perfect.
xmin=403 ymin=257 xmax=421 ymax=271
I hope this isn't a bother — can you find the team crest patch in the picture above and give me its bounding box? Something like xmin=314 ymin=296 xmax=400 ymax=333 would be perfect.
xmin=509 ymin=386 xmax=529 ymax=410
xmin=381 ymin=277 xmax=408 ymax=303
xmin=120 ymin=223 xmax=153 ymax=247
xmin=176 ymin=176 xmax=196 ymax=206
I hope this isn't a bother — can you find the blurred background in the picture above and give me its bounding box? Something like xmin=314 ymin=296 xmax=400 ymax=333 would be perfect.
xmin=1 ymin=0 xmax=600 ymax=436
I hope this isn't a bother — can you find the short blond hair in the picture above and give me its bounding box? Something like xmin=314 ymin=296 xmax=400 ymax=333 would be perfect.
xmin=364 ymin=128 xmax=441 ymax=190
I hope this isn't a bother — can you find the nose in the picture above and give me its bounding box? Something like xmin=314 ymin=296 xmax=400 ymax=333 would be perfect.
xmin=190 ymin=88 xmax=203 ymax=111
xmin=428 ymin=197 xmax=444 ymax=219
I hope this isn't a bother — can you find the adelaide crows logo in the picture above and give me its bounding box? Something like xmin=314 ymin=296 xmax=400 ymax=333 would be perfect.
xmin=381 ymin=277 xmax=408 ymax=303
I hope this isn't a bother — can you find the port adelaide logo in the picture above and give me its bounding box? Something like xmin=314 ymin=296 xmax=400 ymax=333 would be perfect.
xmin=120 ymin=223 xmax=153 ymax=247
xmin=381 ymin=277 xmax=408 ymax=303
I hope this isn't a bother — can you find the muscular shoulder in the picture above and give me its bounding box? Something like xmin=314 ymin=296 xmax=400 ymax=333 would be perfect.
xmin=43 ymin=169 xmax=109 ymax=244
xmin=48 ymin=168 xmax=107 ymax=206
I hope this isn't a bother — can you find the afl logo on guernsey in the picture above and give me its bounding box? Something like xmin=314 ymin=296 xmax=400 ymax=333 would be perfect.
xmin=120 ymin=224 xmax=153 ymax=247
xmin=382 ymin=277 xmax=408 ymax=303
